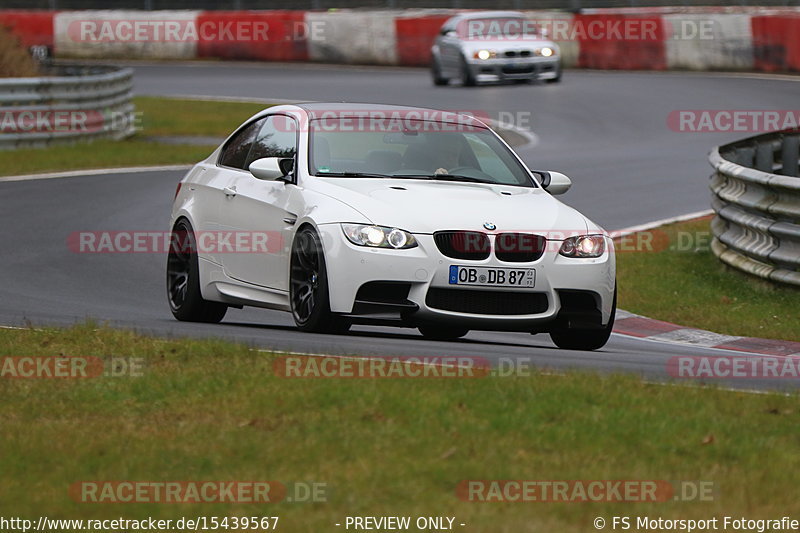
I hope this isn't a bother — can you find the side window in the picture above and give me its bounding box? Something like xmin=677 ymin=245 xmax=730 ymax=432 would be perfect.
xmin=219 ymin=119 xmax=263 ymax=170
xmin=244 ymin=115 xmax=298 ymax=170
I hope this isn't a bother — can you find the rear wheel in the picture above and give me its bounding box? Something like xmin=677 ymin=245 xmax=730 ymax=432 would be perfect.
xmin=290 ymin=227 xmax=351 ymax=334
xmin=418 ymin=324 xmax=469 ymax=341
xmin=549 ymin=287 xmax=616 ymax=351
xmin=166 ymin=219 xmax=227 ymax=323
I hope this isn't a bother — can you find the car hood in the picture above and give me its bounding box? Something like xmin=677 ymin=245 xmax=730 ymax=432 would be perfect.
xmin=308 ymin=178 xmax=589 ymax=236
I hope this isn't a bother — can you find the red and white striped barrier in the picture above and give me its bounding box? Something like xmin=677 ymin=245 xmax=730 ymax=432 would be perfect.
xmin=2 ymin=8 xmax=800 ymax=73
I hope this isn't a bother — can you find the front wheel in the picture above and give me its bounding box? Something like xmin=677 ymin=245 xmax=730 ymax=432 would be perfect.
xmin=459 ymin=56 xmax=476 ymax=87
xmin=549 ymin=287 xmax=616 ymax=351
xmin=290 ymin=227 xmax=351 ymax=334
xmin=431 ymin=58 xmax=449 ymax=86
xmin=546 ymin=65 xmax=562 ymax=83
xmin=166 ymin=219 xmax=227 ymax=323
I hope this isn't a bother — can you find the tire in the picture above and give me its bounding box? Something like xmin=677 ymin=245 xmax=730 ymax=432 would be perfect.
xmin=546 ymin=66 xmax=562 ymax=83
xmin=290 ymin=227 xmax=351 ymax=334
xmin=418 ymin=324 xmax=469 ymax=341
xmin=459 ymin=56 xmax=476 ymax=87
xmin=549 ymin=286 xmax=616 ymax=351
xmin=166 ymin=219 xmax=228 ymax=323
xmin=431 ymin=58 xmax=449 ymax=86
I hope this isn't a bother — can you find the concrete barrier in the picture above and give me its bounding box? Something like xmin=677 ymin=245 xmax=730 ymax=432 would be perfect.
xmin=665 ymin=14 xmax=754 ymax=70
xmin=2 ymin=8 xmax=800 ymax=73
xmin=752 ymin=14 xmax=800 ymax=72
xmin=196 ymin=11 xmax=308 ymax=62
xmin=575 ymin=13 xmax=667 ymax=70
xmin=54 ymin=10 xmax=200 ymax=59
xmin=307 ymin=10 xmax=399 ymax=65
xmin=0 ymin=10 xmax=55 ymax=49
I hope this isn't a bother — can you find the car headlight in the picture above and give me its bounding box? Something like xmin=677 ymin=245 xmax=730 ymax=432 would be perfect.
xmin=341 ymin=224 xmax=418 ymax=249
xmin=539 ymin=47 xmax=554 ymax=57
xmin=559 ymin=235 xmax=605 ymax=258
xmin=473 ymin=49 xmax=495 ymax=60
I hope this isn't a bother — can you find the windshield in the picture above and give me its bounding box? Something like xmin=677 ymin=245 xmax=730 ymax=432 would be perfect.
xmin=457 ymin=17 xmax=539 ymax=39
xmin=308 ymin=118 xmax=535 ymax=187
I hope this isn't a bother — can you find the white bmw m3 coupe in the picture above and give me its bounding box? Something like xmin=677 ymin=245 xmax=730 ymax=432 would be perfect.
xmin=167 ymin=103 xmax=616 ymax=350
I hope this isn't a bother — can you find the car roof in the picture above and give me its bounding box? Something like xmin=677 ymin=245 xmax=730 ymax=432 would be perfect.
xmin=294 ymin=102 xmax=489 ymax=128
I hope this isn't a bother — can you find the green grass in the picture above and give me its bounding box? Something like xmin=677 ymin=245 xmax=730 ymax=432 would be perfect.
xmin=616 ymin=217 xmax=800 ymax=341
xmin=0 ymin=97 xmax=271 ymax=177
xmin=135 ymin=96 xmax=268 ymax=137
xmin=1 ymin=324 xmax=799 ymax=531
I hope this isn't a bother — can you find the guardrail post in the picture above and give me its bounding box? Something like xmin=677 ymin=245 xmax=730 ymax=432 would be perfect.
xmin=755 ymin=142 xmax=773 ymax=172
xmin=781 ymin=135 xmax=799 ymax=177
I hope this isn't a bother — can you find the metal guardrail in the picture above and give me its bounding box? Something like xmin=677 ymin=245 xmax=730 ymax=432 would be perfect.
xmin=709 ymin=130 xmax=800 ymax=286
xmin=0 ymin=64 xmax=134 ymax=150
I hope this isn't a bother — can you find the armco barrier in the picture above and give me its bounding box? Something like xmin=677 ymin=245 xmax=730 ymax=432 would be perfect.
xmin=0 ymin=64 xmax=135 ymax=149
xmin=709 ymin=131 xmax=800 ymax=286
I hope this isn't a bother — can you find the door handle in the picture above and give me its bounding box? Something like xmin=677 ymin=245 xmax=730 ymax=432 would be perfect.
xmin=223 ymin=186 xmax=237 ymax=197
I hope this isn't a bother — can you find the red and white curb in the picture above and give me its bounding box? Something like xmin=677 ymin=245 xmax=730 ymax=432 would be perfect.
xmin=614 ymin=309 xmax=800 ymax=356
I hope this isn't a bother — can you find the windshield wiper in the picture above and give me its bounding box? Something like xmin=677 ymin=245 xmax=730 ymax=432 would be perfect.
xmin=393 ymin=174 xmax=491 ymax=184
xmin=315 ymin=171 xmax=392 ymax=179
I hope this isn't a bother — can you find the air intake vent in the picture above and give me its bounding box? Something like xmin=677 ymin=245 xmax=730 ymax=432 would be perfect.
xmin=434 ymin=231 xmax=490 ymax=260
xmin=494 ymin=233 xmax=546 ymax=262
xmin=426 ymin=288 xmax=548 ymax=315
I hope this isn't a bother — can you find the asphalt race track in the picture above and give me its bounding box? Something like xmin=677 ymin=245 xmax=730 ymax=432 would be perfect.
xmin=2 ymin=63 xmax=799 ymax=391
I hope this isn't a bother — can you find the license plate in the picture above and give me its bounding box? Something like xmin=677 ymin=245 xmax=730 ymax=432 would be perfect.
xmin=449 ymin=266 xmax=535 ymax=287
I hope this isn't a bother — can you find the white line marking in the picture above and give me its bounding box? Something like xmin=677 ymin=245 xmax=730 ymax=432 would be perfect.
xmin=612 ymin=209 xmax=714 ymax=237
xmin=647 ymin=328 xmax=742 ymax=348
xmin=0 ymin=165 xmax=191 ymax=183
xmin=156 ymin=94 xmax=303 ymax=105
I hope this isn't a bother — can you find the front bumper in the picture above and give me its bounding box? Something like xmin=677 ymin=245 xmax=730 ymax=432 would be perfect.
xmin=467 ymin=56 xmax=560 ymax=81
xmin=318 ymin=224 xmax=615 ymax=332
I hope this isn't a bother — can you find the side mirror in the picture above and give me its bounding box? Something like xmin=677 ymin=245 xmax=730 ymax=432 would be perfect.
xmin=532 ymin=170 xmax=571 ymax=195
xmin=441 ymin=29 xmax=456 ymax=37
xmin=249 ymin=157 xmax=293 ymax=181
